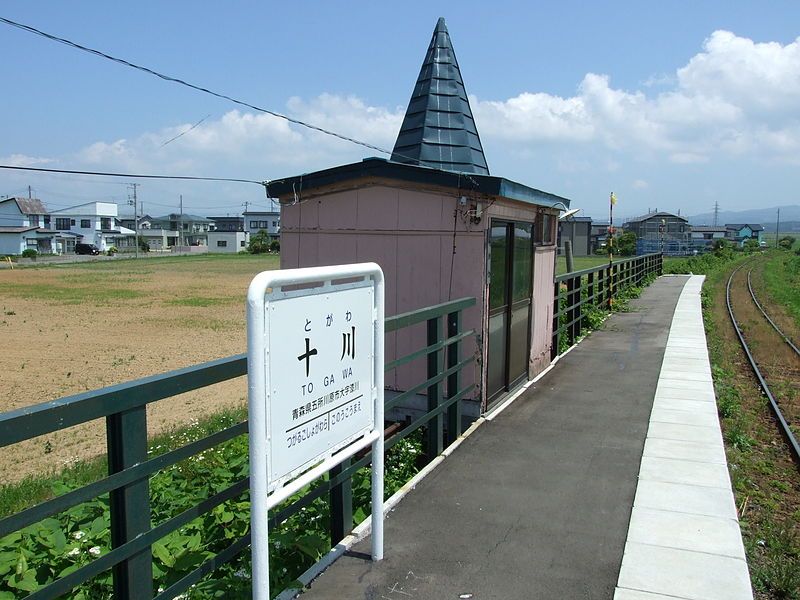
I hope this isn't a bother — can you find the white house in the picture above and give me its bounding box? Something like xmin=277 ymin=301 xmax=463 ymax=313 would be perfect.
xmin=50 ymin=202 xmax=134 ymax=251
xmin=207 ymin=231 xmax=249 ymax=253
xmin=243 ymin=209 xmax=280 ymax=240
xmin=0 ymin=197 xmax=59 ymax=255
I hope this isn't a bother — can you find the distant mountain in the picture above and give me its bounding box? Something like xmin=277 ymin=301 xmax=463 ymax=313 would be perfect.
xmin=687 ymin=205 xmax=800 ymax=229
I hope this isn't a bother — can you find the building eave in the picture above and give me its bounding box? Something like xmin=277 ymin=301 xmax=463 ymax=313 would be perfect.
xmin=267 ymin=158 xmax=570 ymax=210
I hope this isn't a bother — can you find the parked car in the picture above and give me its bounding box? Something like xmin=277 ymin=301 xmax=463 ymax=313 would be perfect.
xmin=75 ymin=243 xmax=100 ymax=255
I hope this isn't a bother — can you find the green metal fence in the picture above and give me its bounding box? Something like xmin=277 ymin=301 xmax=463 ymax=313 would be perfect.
xmin=552 ymin=253 xmax=663 ymax=357
xmin=0 ymin=296 xmax=477 ymax=599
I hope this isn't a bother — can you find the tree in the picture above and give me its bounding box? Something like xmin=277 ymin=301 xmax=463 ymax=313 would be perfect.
xmin=743 ymin=239 xmax=760 ymax=253
xmin=616 ymin=231 xmax=637 ymax=256
xmin=248 ymin=229 xmax=271 ymax=254
xmin=778 ymin=235 xmax=796 ymax=250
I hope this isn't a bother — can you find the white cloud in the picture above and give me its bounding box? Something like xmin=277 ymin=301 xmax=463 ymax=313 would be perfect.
xmin=632 ymin=179 xmax=648 ymax=190
xmin=1 ymin=154 xmax=53 ymax=167
xmin=472 ymin=31 xmax=800 ymax=164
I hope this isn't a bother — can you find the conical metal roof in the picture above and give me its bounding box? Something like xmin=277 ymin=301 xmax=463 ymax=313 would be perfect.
xmin=391 ymin=18 xmax=489 ymax=175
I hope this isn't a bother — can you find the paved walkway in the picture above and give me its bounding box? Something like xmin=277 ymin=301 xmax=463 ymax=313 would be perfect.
xmin=294 ymin=275 xmax=751 ymax=600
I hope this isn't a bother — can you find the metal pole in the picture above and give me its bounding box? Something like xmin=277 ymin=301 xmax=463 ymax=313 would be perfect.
xmin=607 ymin=194 xmax=613 ymax=309
xmin=776 ymin=208 xmax=780 ymax=248
xmin=372 ymin=268 xmax=385 ymax=562
xmin=133 ymin=185 xmax=139 ymax=259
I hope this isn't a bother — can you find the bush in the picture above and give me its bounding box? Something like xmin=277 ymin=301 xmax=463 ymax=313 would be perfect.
xmin=20 ymin=249 xmax=37 ymax=259
xmin=269 ymin=239 xmax=280 ymax=252
xmin=247 ymin=230 xmax=271 ymax=254
xmin=106 ymin=246 xmax=118 ymax=256
xmin=139 ymin=239 xmax=150 ymax=253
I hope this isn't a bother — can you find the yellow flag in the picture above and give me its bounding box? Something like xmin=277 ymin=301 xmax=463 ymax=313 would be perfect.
xmin=610 ymin=192 xmax=617 ymax=205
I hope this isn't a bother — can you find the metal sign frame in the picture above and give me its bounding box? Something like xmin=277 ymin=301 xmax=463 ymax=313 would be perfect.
xmin=247 ymin=263 xmax=385 ymax=599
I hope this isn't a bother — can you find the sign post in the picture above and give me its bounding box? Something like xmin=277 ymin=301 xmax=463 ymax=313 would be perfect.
xmin=246 ymin=263 xmax=384 ymax=599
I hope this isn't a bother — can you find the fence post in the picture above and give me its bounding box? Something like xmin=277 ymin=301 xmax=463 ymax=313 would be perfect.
xmin=552 ymin=281 xmax=561 ymax=360
xmin=426 ymin=316 xmax=444 ymax=460
xmin=446 ymin=310 xmax=461 ymax=446
xmin=329 ymin=459 xmax=353 ymax=544
xmin=567 ymin=277 xmax=577 ymax=345
xmin=107 ymin=407 xmax=153 ymax=600
xmin=587 ymin=271 xmax=594 ymax=307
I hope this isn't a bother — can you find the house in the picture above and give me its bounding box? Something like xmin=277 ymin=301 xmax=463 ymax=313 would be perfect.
xmin=243 ymin=210 xmax=280 ymax=240
xmin=558 ymin=216 xmax=592 ymax=256
xmin=271 ymin=18 xmax=570 ymax=412
xmin=623 ymin=210 xmax=692 ymax=256
xmin=590 ymin=221 xmax=610 ymax=253
xmin=207 ymin=231 xmax=249 ymax=253
xmin=50 ymin=202 xmax=134 ymax=252
xmin=209 ymin=216 xmax=244 ymax=232
xmin=0 ymin=196 xmax=59 ymax=255
xmin=118 ymin=214 xmax=179 ymax=251
xmin=690 ymin=226 xmax=727 ymax=252
xmin=150 ymin=214 xmax=213 ymax=246
xmin=725 ymin=223 xmax=764 ymax=247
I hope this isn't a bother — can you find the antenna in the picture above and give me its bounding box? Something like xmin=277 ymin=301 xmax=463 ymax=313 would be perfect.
xmin=559 ymin=208 xmax=581 ymax=220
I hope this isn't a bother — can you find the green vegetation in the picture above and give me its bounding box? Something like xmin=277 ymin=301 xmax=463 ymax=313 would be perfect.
xmin=247 ymin=230 xmax=279 ymax=255
xmin=555 ymin=255 xmax=610 ymax=275
xmin=6 ymin=283 xmax=143 ymax=305
xmin=0 ymin=406 xmax=424 ymax=598
xmin=761 ymin=250 xmax=800 ymax=330
xmin=166 ymin=296 xmax=236 ymax=308
xmin=20 ymin=249 xmax=37 ymax=259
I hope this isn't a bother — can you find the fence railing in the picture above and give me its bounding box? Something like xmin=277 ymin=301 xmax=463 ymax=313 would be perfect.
xmin=0 ymin=296 xmax=477 ymax=600
xmin=552 ymin=253 xmax=663 ymax=357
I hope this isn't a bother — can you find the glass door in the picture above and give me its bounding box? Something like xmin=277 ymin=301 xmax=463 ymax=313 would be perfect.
xmin=487 ymin=220 xmax=533 ymax=403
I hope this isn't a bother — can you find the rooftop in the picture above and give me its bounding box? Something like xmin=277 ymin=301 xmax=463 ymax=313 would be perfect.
xmin=266 ymin=157 xmax=570 ymax=210
xmin=0 ymin=197 xmax=48 ymax=215
xmin=390 ymin=18 xmax=489 ymax=175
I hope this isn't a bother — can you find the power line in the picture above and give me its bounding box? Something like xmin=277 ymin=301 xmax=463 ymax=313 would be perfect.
xmin=0 ymin=16 xmax=397 ymax=159
xmin=0 ymin=164 xmax=264 ymax=186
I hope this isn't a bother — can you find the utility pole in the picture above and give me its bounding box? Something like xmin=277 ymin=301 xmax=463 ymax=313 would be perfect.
xmin=128 ymin=183 xmax=140 ymax=259
xmin=776 ymin=208 xmax=781 ymax=248
xmin=28 ymin=185 xmax=32 ymax=200
xmin=179 ymin=194 xmax=184 ymax=251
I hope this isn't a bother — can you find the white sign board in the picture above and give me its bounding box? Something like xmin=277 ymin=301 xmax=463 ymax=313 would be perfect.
xmin=267 ymin=285 xmax=374 ymax=489
xmin=246 ymin=263 xmax=385 ymax=600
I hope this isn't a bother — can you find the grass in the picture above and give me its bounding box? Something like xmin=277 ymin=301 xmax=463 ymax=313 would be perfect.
xmin=761 ymin=251 xmax=800 ymax=329
xmin=166 ymin=296 xmax=236 ymax=307
xmin=6 ymin=283 xmax=144 ymax=305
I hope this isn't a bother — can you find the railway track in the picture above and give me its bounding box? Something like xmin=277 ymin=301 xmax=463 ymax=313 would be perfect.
xmin=726 ymin=260 xmax=800 ymax=466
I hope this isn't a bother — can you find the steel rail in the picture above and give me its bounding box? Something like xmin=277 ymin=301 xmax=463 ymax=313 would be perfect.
xmin=726 ymin=263 xmax=800 ymax=466
xmin=746 ymin=267 xmax=800 ymax=356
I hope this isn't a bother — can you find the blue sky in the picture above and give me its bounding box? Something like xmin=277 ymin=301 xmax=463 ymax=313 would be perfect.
xmin=2 ymin=1 xmax=800 ymax=220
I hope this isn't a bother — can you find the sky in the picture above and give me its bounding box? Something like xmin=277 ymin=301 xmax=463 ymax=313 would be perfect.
xmin=2 ymin=1 xmax=800 ymax=221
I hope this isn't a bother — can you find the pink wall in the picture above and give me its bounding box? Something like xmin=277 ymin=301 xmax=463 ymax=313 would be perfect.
xmin=280 ymin=185 xmax=484 ymax=394
xmin=531 ymin=245 xmax=556 ymax=375
xmin=280 ymin=181 xmax=559 ymax=410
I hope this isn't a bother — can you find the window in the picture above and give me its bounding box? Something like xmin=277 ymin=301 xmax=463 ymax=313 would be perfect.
xmin=29 ymin=215 xmax=39 ymax=227
xmin=43 ymin=216 xmax=50 ymax=227
xmin=535 ymin=213 xmax=555 ymax=245
xmin=80 ymin=219 xmax=91 ymax=228
xmin=249 ymin=221 xmax=258 ymax=229
xmin=101 ymin=218 xmax=111 ymax=230
xmin=55 ymin=218 xmax=71 ymax=230
xmin=259 ymin=221 xmax=268 ymax=228
xmin=272 ymin=221 xmax=277 ymax=227
xmin=240 ymin=240 xmax=246 ymax=247
xmin=217 ymin=240 xmax=228 ymax=247
xmin=70 ymin=219 xmax=76 ymax=226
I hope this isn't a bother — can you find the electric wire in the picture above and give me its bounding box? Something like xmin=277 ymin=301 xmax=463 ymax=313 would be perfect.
xmin=0 ymin=164 xmax=264 ymax=186
xmin=0 ymin=16 xmax=397 ymax=159
xmin=0 ymin=16 xmax=486 ymax=187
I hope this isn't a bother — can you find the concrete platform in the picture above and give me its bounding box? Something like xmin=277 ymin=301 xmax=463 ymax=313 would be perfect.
xmin=290 ymin=275 xmax=751 ymax=600
xmin=614 ymin=276 xmax=752 ymax=600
